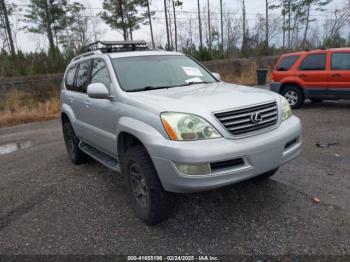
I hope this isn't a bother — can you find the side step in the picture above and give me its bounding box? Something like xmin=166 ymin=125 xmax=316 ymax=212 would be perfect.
xmin=79 ymin=141 xmax=121 ymax=173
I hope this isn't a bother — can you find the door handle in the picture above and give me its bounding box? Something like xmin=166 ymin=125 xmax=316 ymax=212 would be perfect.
xmin=297 ymin=74 xmax=306 ymax=78
xmin=331 ymin=73 xmax=341 ymax=78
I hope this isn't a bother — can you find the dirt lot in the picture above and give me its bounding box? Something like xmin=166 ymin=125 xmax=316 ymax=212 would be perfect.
xmin=0 ymin=100 xmax=349 ymax=256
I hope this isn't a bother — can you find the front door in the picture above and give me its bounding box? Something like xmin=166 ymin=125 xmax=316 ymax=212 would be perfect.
xmin=81 ymin=59 xmax=118 ymax=156
xmin=328 ymin=51 xmax=350 ymax=99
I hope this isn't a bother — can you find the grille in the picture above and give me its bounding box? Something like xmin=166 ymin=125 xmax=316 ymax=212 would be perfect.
xmin=215 ymin=101 xmax=278 ymax=136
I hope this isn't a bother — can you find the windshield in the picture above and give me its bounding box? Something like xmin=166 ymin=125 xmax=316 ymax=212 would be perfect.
xmin=111 ymin=55 xmax=217 ymax=92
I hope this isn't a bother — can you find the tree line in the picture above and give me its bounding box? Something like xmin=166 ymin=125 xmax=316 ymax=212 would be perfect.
xmin=1 ymin=0 xmax=350 ymax=77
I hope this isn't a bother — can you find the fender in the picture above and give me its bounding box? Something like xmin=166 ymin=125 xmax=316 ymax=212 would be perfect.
xmin=116 ymin=116 xmax=167 ymax=156
xmin=280 ymin=77 xmax=304 ymax=88
xmin=61 ymin=103 xmax=77 ymax=127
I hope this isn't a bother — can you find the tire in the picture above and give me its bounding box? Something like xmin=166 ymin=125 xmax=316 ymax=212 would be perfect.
xmin=62 ymin=121 xmax=88 ymax=165
xmin=257 ymin=168 xmax=279 ymax=180
xmin=310 ymin=98 xmax=323 ymax=103
xmin=123 ymin=145 xmax=173 ymax=225
xmin=281 ymin=86 xmax=305 ymax=109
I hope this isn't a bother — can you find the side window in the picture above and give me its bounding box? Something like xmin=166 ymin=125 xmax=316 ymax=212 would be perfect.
xmin=76 ymin=61 xmax=91 ymax=93
xmin=331 ymin=53 xmax=350 ymax=70
xmin=65 ymin=65 xmax=76 ymax=91
xmin=90 ymin=59 xmax=112 ymax=90
xmin=299 ymin=53 xmax=326 ymax=71
xmin=276 ymin=55 xmax=299 ymax=71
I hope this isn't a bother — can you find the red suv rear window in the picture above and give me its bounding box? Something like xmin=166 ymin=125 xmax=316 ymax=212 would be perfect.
xmin=276 ymin=55 xmax=300 ymax=71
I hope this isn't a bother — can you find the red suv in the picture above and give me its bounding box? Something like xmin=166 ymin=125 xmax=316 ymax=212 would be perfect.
xmin=270 ymin=48 xmax=350 ymax=108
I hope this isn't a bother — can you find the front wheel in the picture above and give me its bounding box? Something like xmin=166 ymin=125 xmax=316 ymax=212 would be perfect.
xmin=281 ymin=86 xmax=304 ymax=109
xmin=123 ymin=145 xmax=173 ymax=225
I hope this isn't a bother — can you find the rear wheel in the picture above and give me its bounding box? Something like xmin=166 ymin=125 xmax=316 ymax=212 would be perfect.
xmin=62 ymin=121 xmax=88 ymax=164
xmin=123 ymin=145 xmax=173 ymax=225
xmin=281 ymin=86 xmax=304 ymax=109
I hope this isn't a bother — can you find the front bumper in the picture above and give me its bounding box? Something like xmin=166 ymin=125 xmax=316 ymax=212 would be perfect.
xmin=148 ymin=116 xmax=302 ymax=193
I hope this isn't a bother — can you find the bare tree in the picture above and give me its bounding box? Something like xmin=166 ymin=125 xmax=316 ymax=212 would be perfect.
xmin=197 ymin=0 xmax=203 ymax=49
xmin=241 ymin=0 xmax=248 ymax=56
xmin=163 ymin=0 xmax=170 ymax=49
xmin=146 ymin=0 xmax=155 ymax=48
xmin=220 ymin=0 xmax=224 ymax=56
xmin=207 ymin=0 xmax=211 ymax=51
xmin=0 ymin=0 xmax=15 ymax=56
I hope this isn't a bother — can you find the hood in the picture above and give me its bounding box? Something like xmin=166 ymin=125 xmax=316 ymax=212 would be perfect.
xmin=126 ymin=82 xmax=278 ymax=115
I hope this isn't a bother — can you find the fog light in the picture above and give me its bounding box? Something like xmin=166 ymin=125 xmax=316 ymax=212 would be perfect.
xmin=175 ymin=163 xmax=211 ymax=175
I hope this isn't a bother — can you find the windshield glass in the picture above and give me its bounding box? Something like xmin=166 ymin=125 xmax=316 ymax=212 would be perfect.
xmin=111 ymin=55 xmax=217 ymax=91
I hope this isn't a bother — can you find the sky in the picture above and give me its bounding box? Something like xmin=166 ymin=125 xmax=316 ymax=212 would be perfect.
xmin=8 ymin=0 xmax=347 ymax=52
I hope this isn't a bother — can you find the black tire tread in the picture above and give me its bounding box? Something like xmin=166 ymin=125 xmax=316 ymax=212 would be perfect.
xmin=62 ymin=121 xmax=88 ymax=165
xmin=124 ymin=145 xmax=172 ymax=225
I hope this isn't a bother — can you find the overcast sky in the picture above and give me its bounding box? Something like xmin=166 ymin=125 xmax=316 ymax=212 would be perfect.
xmin=10 ymin=0 xmax=346 ymax=52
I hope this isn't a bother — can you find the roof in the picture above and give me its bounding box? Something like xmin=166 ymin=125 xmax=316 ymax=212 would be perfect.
xmin=281 ymin=47 xmax=350 ymax=56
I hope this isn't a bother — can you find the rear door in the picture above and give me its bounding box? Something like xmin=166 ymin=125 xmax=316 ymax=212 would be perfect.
xmin=72 ymin=60 xmax=93 ymax=140
xmin=296 ymin=52 xmax=328 ymax=98
xmin=328 ymin=51 xmax=350 ymax=99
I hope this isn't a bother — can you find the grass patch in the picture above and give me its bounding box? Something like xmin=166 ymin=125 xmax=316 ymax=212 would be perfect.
xmin=0 ymin=89 xmax=60 ymax=128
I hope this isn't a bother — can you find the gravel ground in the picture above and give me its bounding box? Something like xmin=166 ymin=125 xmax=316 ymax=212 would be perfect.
xmin=0 ymin=100 xmax=349 ymax=256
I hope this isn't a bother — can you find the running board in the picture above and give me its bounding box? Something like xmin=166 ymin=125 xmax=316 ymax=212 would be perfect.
xmin=79 ymin=141 xmax=121 ymax=173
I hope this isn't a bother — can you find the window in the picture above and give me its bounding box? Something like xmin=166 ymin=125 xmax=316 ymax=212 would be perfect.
xmin=90 ymin=59 xmax=112 ymax=90
xmin=111 ymin=55 xmax=216 ymax=92
xmin=331 ymin=53 xmax=350 ymax=70
xmin=276 ymin=55 xmax=299 ymax=71
xmin=299 ymin=53 xmax=326 ymax=71
xmin=65 ymin=65 xmax=76 ymax=91
xmin=76 ymin=61 xmax=91 ymax=93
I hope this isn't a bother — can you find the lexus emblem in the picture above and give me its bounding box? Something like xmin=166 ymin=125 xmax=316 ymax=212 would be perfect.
xmin=251 ymin=112 xmax=263 ymax=124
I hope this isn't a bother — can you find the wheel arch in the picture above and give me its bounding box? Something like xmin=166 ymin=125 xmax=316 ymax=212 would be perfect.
xmin=280 ymin=82 xmax=305 ymax=97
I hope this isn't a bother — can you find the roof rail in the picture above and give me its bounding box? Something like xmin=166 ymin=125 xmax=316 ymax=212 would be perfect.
xmin=71 ymin=50 xmax=102 ymax=62
xmin=81 ymin=40 xmax=149 ymax=53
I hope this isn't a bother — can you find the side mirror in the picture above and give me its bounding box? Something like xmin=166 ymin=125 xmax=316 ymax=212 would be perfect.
xmin=212 ymin=72 xmax=221 ymax=81
xmin=87 ymin=83 xmax=110 ymax=99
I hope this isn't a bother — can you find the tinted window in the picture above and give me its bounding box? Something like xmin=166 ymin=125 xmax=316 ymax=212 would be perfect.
xmin=76 ymin=61 xmax=91 ymax=93
xmin=331 ymin=53 xmax=350 ymax=70
xmin=277 ymin=55 xmax=299 ymax=71
xmin=299 ymin=53 xmax=326 ymax=70
xmin=65 ymin=65 xmax=76 ymax=91
xmin=90 ymin=59 xmax=112 ymax=90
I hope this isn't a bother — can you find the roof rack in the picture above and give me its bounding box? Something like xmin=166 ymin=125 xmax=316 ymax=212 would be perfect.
xmin=81 ymin=41 xmax=149 ymax=53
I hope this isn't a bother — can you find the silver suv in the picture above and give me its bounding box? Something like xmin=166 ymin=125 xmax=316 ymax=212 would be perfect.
xmin=61 ymin=41 xmax=302 ymax=225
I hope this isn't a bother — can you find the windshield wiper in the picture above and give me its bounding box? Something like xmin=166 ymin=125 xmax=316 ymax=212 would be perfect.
xmin=185 ymin=81 xmax=212 ymax=86
xmin=128 ymin=81 xmax=213 ymax=92
xmin=128 ymin=85 xmax=173 ymax=92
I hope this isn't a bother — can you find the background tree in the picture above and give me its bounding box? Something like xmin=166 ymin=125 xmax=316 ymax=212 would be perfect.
xmin=163 ymin=0 xmax=170 ymax=49
xmin=0 ymin=0 xmax=16 ymax=56
xmin=23 ymin=0 xmax=69 ymax=60
xmin=146 ymin=0 xmax=154 ymax=48
xmin=59 ymin=2 xmax=96 ymax=53
xmin=300 ymin=0 xmax=332 ymax=48
xmin=100 ymin=0 xmax=148 ymax=41
xmin=197 ymin=0 xmax=203 ymax=49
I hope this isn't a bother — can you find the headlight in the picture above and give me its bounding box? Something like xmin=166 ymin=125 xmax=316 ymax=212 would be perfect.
xmin=160 ymin=112 xmax=222 ymax=141
xmin=280 ymin=96 xmax=292 ymax=121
